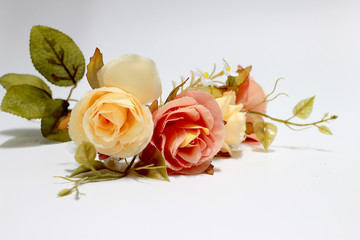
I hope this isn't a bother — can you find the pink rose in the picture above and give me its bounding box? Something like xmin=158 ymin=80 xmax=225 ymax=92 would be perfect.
xmin=152 ymin=91 xmax=225 ymax=175
xmin=236 ymin=65 xmax=267 ymax=141
xmin=235 ymin=65 xmax=267 ymax=112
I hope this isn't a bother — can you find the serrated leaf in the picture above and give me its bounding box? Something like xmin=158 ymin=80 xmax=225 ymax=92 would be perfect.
xmin=135 ymin=144 xmax=169 ymax=181
xmin=69 ymin=161 xmax=106 ymax=177
xmin=226 ymin=66 xmax=252 ymax=87
xmin=1 ymin=85 xmax=52 ymax=119
xmin=254 ymin=121 xmax=277 ymax=151
xmin=30 ymin=25 xmax=85 ymax=86
xmin=318 ymin=125 xmax=332 ymax=135
xmin=86 ymin=48 xmax=103 ymax=89
xmin=75 ymin=141 xmax=97 ymax=166
xmin=41 ymin=99 xmax=71 ymax=142
xmin=0 ymin=73 xmax=52 ymax=96
xmin=293 ymin=96 xmax=315 ymax=119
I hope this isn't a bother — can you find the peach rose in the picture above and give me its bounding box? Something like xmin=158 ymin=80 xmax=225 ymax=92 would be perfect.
xmin=216 ymin=91 xmax=246 ymax=154
xmin=152 ymin=91 xmax=225 ymax=175
xmin=97 ymin=54 xmax=161 ymax=104
xmin=236 ymin=65 xmax=267 ymax=141
xmin=68 ymin=87 xmax=153 ymax=158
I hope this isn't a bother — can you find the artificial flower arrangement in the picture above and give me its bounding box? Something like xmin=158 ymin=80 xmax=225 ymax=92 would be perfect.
xmin=0 ymin=26 xmax=337 ymax=199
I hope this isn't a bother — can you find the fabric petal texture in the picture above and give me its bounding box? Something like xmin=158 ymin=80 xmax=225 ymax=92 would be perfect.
xmin=152 ymin=91 xmax=225 ymax=175
xmin=69 ymin=87 xmax=153 ymax=158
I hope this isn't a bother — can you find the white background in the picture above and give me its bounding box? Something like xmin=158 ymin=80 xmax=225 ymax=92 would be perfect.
xmin=0 ymin=0 xmax=359 ymax=239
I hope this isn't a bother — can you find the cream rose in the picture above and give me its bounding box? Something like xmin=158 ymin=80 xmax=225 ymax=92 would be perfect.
xmin=216 ymin=91 xmax=246 ymax=154
xmin=68 ymin=87 xmax=153 ymax=158
xmin=97 ymin=54 xmax=161 ymax=104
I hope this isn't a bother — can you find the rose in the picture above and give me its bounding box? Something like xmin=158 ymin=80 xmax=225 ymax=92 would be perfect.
xmin=152 ymin=91 xmax=225 ymax=175
xmin=68 ymin=87 xmax=153 ymax=158
xmin=235 ymin=65 xmax=267 ymax=113
xmin=97 ymin=54 xmax=161 ymax=104
xmin=215 ymin=91 xmax=246 ymax=154
xmin=236 ymin=65 xmax=267 ymax=141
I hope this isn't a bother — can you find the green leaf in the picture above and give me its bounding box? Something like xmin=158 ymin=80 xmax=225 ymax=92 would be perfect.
xmin=75 ymin=141 xmax=97 ymax=166
xmin=226 ymin=66 xmax=252 ymax=87
xmin=318 ymin=125 xmax=332 ymax=135
xmin=41 ymin=99 xmax=71 ymax=142
xmin=1 ymin=85 xmax=52 ymax=119
xmin=198 ymin=85 xmax=225 ymax=98
xmin=30 ymin=25 xmax=85 ymax=86
xmin=149 ymin=100 xmax=158 ymax=113
xmin=165 ymin=78 xmax=189 ymax=103
xmin=86 ymin=48 xmax=103 ymax=89
xmin=135 ymin=144 xmax=169 ymax=181
xmin=0 ymin=73 xmax=52 ymax=96
xmin=254 ymin=120 xmax=277 ymax=152
xmin=69 ymin=161 xmax=106 ymax=177
xmin=292 ymin=96 xmax=315 ymax=119
xmin=57 ymin=188 xmax=73 ymax=197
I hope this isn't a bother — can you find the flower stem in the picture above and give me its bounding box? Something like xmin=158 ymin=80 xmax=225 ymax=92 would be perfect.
xmin=247 ymin=111 xmax=337 ymax=127
xmin=66 ymin=84 xmax=77 ymax=101
xmin=89 ymin=164 xmax=102 ymax=177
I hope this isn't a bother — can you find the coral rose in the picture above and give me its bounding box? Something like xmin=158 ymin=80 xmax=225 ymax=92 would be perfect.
xmin=152 ymin=91 xmax=225 ymax=175
xmin=69 ymin=87 xmax=153 ymax=158
xmin=97 ymin=54 xmax=161 ymax=104
xmin=216 ymin=91 xmax=246 ymax=154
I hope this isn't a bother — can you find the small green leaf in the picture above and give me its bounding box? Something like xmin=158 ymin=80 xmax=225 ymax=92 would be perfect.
xmin=318 ymin=125 xmax=332 ymax=135
xmin=0 ymin=73 xmax=52 ymax=96
xmin=226 ymin=66 xmax=252 ymax=87
xmin=135 ymin=144 xmax=169 ymax=181
xmin=165 ymin=78 xmax=189 ymax=103
xmin=254 ymin=120 xmax=277 ymax=152
xmin=149 ymin=100 xmax=159 ymax=113
xmin=75 ymin=141 xmax=97 ymax=166
xmin=57 ymin=188 xmax=73 ymax=197
xmin=41 ymin=99 xmax=71 ymax=142
xmin=323 ymin=112 xmax=329 ymax=119
xmin=86 ymin=48 xmax=103 ymax=89
xmin=293 ymin=96 xmax=315 ymax=119
xmin=226 ymin=76 xmax=236 ymax=86
xmin=1 ymin=85 xmax=52 ymax=119
xmin=30 ymin=25 xmax=85 ymax=86
xmin=69 ymin=161 xmax=106 ymax=177
xmin=198 ymin=85 xmax=225 ymax=98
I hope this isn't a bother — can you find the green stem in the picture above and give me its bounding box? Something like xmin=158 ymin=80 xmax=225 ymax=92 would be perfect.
xmin=89 ymin=164 xmax=102 ymax=177
xmin=58 ymin=156 xmax=138 ymax=199
xmin=211 ymin=71 xmax=224 ymax=79
xmin=248 ymin=111 xmax=336 ymax=127
xmin=66 ymin=84 xmax=77 ymax=101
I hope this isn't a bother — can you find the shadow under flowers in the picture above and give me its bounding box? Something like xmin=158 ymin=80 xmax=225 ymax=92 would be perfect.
xmin=0 ymin=128 xmax=58 ymax=148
